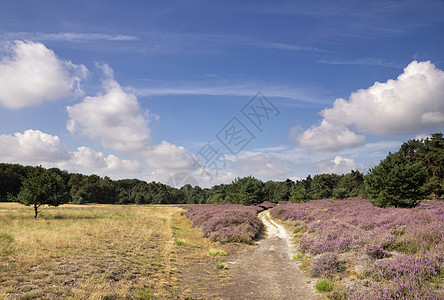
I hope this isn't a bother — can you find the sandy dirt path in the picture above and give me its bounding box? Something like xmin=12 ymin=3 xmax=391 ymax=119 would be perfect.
xmin=218 ymin=210 xmax=316 ymax=300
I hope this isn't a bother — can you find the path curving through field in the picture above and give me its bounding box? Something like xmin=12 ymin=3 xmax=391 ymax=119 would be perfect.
xmin=220 ymin=210 xmax=316 ymax=300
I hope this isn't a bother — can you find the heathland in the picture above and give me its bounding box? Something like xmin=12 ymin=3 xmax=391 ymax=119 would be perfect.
xmin=0 ymin=134 xmax=442 ymax=299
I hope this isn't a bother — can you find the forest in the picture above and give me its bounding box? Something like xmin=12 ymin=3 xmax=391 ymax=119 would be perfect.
xmin=1 ymin=133 xmax=442 ymax=208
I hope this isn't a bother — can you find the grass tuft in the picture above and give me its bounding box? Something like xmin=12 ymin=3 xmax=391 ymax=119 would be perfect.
xmin=136 ymin=289 xmax=158 ymax=299
xmin=214 ymin=263 xmax=227 ymax=270
xmin=175 ymin=239 xmax=187 ymax=246
xmin=208 ymin=249 xmax=227 ymax=256
xmin=0 ymin=233 xmax=13 ymax=241
xmin=315 ymin=278 xmax=334 ymax=292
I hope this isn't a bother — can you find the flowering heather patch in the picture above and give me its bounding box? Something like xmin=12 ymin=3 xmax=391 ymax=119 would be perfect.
xmin=181 ymin=204 xmax=262 ymax=243
xmin=270 ymin=199 xmax=444 ymax=298
xmin=310 ymin=252 xmax=344 ymax=278
xmin=374 ymin=254 xmax=440 ymax=281
xmin=364 ymin=244 xmax=389 ymax=259
xmin=350 ymin=276 xmax=441 ymax=300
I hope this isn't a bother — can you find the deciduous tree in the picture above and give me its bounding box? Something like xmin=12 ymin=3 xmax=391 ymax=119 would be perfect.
xmin=15 ymin=166 xmax=70 ymax=219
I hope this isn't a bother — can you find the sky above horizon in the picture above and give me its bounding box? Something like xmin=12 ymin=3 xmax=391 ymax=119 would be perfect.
xmin=0 ymin=0 xmax=443 ymax=187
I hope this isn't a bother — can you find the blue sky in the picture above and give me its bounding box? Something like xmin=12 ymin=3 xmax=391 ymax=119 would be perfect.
xmin=0 ymin=0 xmax=443 ymax=187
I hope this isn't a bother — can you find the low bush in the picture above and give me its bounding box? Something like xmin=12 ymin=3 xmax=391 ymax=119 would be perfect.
xmin=315 ymin=279 xmax=334 ymax=292
xmin=310 ymin=252 xmax=344 ymax=278
xmin=181 ymin=204 xmax=262 ymax=243
xmin=364 ymin=244 xmax=389 ymax=259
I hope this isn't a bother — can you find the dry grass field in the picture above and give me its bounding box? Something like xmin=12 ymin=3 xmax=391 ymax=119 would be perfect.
xmin=0 ymin=203 xmax=230 ymax=299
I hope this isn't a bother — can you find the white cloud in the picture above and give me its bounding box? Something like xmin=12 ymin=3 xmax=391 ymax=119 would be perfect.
xmin=70 ymin=146 xmax=107 ymax=170
xmin=232 ymin=153 xmax=291 ymax=179
xmin=105 ymin=154 xmax=141 ymax=172
xmin=0 ymin=129 xmax=142 ymax=177
xmin=69 ymin=146 xmax=141 ymax=173
xmin=415 ymin=134 xmax=431 ymax=140
xmin=128 ymin=81 xmax=329 ymax=105
xmin=0 ymin=129 xmax=69 ymax=164
xmin=146 ymin=167 xmax=236 ymax=188
xmin=318 ymin=156 xmax=363 ymax=174
xmin=318 ymin=58 xmax=402 ymax=68
xmin=144 ymin=141 xmax=196 ymax=170
xmin=2 ymin=32 xmax=138 ymax=42
xmin=421 ymin=111 xmax=444 ymax=124
xmin=0 ymin=40 xmax=87 ymax=109
xmin=257 ymin=42 xmax=327 ymax=53
xmin=298 ymin=60 xmax=444 ymax=150
xmin=298 ymin=120 xmax=365 ymax=150
xmin=67 ymin=65 xmax=151 ymax=153
xmin=288 ymin=176 xmax=301 ymax=182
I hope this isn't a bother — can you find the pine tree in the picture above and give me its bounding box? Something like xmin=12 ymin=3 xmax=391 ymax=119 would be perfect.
xmin=365 ymin=152 xmax=427 ymax=208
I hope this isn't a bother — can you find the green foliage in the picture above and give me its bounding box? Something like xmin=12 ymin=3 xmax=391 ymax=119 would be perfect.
xmin=332 ymin=187 xmax=348 ymax=199
xmin=290 ymin=176 xmax=311 ymax=202
xmin=136 ymin=289 xmax=158 ymax=300
xmin=214 ymin=263 xmax=227 ymax=270
xmin=208 ymin=249 xmax=228 ymax=256
xmin=273 ymin=179 xmax=294 ymax=202
xmin=399 ymin=133 xmax=444 ymax=199
xmin=309 ymin=173 xmax=341 ymax=200
xmin=175 ymin=239 xmax=187 ymax=246
xmin=263 ymin=180 xmax=279 ymax=202
xmin=315 ymin=278 xmax=334 ymax=292
xmin=227 ymin=176 xmax=265 ymax=205
xmin=337 ymin=170 xmax=364 ymax=197
xmin=365 ymin=152 xmax=428 ymax=208
xmin=0 ymin=163 xmax=31 ymax=201
xmin=14 ymin=166 xmax=70 ymax=219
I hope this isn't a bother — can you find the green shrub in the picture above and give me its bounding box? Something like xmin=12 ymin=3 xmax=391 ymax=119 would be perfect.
xmin=332 ymin=187 xmax=348 ymax=199
xmin=315 ymin=279 xmax=334 ymax=292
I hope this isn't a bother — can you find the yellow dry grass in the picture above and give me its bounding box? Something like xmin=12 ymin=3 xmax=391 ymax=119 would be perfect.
xmin=0 ymin=203 xmax=223 ymax=299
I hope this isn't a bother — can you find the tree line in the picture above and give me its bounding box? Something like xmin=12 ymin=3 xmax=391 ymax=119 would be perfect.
xmin=0 ymin=163 xmax=364 ymax=206
xmin=1 ymin=133 xmax=442 ymax=215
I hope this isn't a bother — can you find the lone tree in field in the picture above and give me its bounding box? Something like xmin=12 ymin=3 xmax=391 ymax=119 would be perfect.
xmin=15 ymin=166 xmax=70 ymax=219
xmin=365 ymin=151 xmax=427 ymax=208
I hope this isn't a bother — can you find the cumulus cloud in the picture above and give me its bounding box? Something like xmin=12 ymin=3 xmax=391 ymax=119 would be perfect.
xmin=146 ymin=167 xmax=236 ymax=188
xmin=67 ymin=65 xmax=151 ymax=153
xmin=298 ymin=60 xmax=444 ymax=150
xmin=0 ymin=129 xmax=69 ymax=163
xmin=318 ymin=156 xmax=363 ymax=174
xmin=0 ymin=40 xmax=87 ymax=109
xmin=144 ymin=141 xmax=196 ymax=170
xmin=232 ymin=153 xmax=291 ymax=179
xmin=298 ymin=120 xmax=365 ymax=150
xmin=0 ymin=129 xmax=142 ymax=177
xmin=70 ymin=146 xmax=141 ymax=173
